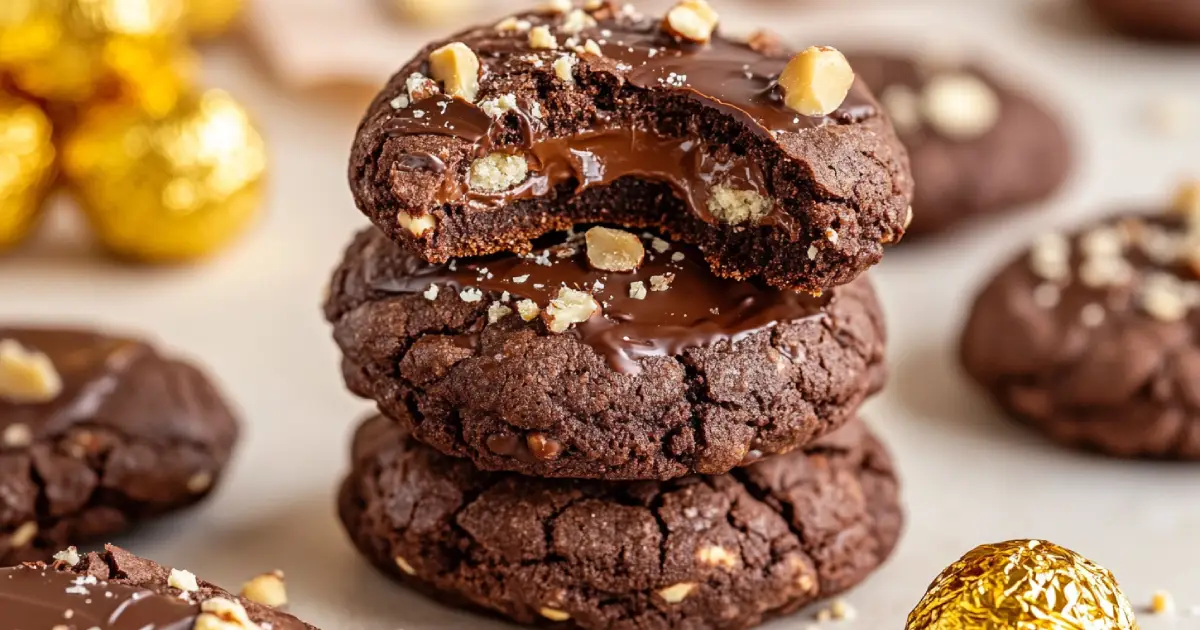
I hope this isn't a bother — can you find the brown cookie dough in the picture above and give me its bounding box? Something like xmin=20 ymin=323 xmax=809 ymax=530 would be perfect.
xmin=851 ymin=53 xmax=1071 ymax=238
xmin=1084 ymin=0 xmax=1200 ymax=42
xmin=2 ymin=544 xmax=316 ymax=629
xmin=338 ymin=414 xmax=903 ymax=630
xmin=0 ymin=328 xmax=239 ymax=566
xmin=961 ymin=184 xmax=1200 ymax=457
xmin=349 ymin=2 xmax=914 ymax=293
xmin=324 ymin=227 xmax=887 ymax=480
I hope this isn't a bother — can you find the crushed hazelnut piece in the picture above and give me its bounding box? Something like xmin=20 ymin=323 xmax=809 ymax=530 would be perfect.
xmin=395 ymin=556 xmax=417 ymax=575
xmin=405 ymin=72 xmax=440 ymax=102
xmin=1151 ymin=590 xmax=1175 ymax=615
xmin=708 ymin=185 xmax=772 ymax=225
xmin=543 ymin=0 xmax=572 ymax=13
xmin=829 ymin=598 xmax=857 ymax=620
xmin=397 ymin=212 xmax=437 ymax=238
xmin=496 ymin=17 xmax=533 ymax=33
xmin=657 ymin=582 xmax=696 ymax=604
xmin=671 ymin=252 xmax=685 ymax=262
xmin=516 ymin=299 xmax=541 ymax=321
xmin=423 ymin=284 xmax=440 ymax=301
xmin=241 ymin=571 xmax=288 ymax=608
xmin=921 ymin=72 xmax=1001 ymax=140
xmin=779 ymin=46 xmax=855 ymax=117
xmin=629 ymin=281 xmax=648 ymax=300
xmin=583 ymin=39 xmax=603 ymax=56
xmin=8 ymin=522 xmax=37 ymax=547
xmin=459 ymin=288 xmax=484 ymax=303
xmin=470 ymin=153 xmax=529 ymax=192
xmin=196 ymin=597 xmax=259 ymax=630
xmin=186 ymin=471 xmax=213 ymax=493
xmin=2 ymin=422 xmax=32 ymax=447
xmin=540 ymin=607 xmax=571 ymax=621
xmin=488 ymin=302 xmax=513 ymax=323
xmin=696 ymin=545 xmax=738 ymax=569
xmin=561 ymin=9 xmax=597 ymax=34
xmin=651 ymin=238 xmax=670 ymax=253
xmin=52 ymin=547 xmax=80 ymax=566
xmin=807 ymin=245 xmax=818 ymax=260
xmin=1028 ymin=232 xmax=1070 ymax=282
xmin=480 ymin=94 xmax=519 ymax=118
xmin=0 ymin=339 xmax=62 ymax=404
xmin=553 ymin=54 xmax=578 ymax=84
xmin=825 ymin=228 xmax=839 ymax=244
xmin=586 ymin=227 xmax=645 ymax=272
xmin=169 ymin=568 xmax=200 ymax=593
xmin=1141 ymin=273 xmax=1189 ymax=322
xmin=544 ymin=288 xmax=600 ymax=333
xmin=584 ymin=0 xmax=604 ymax=8
xmin=649 ymin=273 xmax=675 ymax=292
xmin=663 ymin=0 xmax=719 ymax=43
xmin=429 ymin=42 xmax=481 ymax=102
xmin=530 ymin=25 xmax=558 ymax=49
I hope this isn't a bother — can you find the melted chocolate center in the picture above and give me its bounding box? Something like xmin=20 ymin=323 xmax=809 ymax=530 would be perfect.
xmin=0 ymin=566 xmax=197 ymax=630
xmin=365 ymin=232 xmax=832 ymax=373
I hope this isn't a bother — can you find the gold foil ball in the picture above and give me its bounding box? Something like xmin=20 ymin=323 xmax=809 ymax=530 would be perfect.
xmin=907 ymin=540 xmax=1139 ymax=630
xmin=184 ymin=0 xmax=243 ymax=39
xmin=0 ymin=94 xmax=56 ymax=251
xmin=63 ymin=89 xmax=267 ymax=263
xmin=0 ymin=0 xmax=187 ymax=105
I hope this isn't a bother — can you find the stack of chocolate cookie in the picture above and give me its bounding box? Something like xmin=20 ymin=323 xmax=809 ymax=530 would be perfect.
xmin=325 ymin=1 xmax=914 ymax=628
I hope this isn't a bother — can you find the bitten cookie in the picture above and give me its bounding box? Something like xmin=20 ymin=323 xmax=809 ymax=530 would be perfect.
xmin=851 ymin=53 xmax=1071 ymax=238
xmin=339 ymin=414 xmax=903 ymax=630
xmin=1084 ymin=0 xmax=1200 ymax=42
xmin=324 ymin=227 xmax=887 ymax=480
xmin=0 ymin=328 xmax=238 ymax=565
xmin=2 ymin=544 xmax=316 ymax=629
xmin=961 ymin=182 xmax=1200 ymax=458
xmin=349 ymin=1 xmax=914 ymax=293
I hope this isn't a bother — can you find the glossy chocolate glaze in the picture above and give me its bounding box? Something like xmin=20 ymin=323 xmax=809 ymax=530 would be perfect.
xmin=382 ymin=5 xmax=876 ymax=220
xmin=365 ymin=230 xmax=832 ymax=373
xmin=0 ymin=565 xmax=197 ymax=630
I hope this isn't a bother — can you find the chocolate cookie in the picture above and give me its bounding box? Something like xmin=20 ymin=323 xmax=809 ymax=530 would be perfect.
xmin=850 ymin=53 xmax=1070 ymax=238
xmin=338 ymin=414 xmax=903 ymax=630
xmin=349 ymin=2 xmax=914 ymax=293
xmin=3 ymin=544 xmax=316 ymax=629
xmin=324 ymin=227 xmax=887 ymax=480
xmin=0 ymin=328 xmax=238 ymax=565
xmin=1084 ymin=0 xmax=1200 ymax=42
xmin=961 ymin=185 xmax=1200 ymax=458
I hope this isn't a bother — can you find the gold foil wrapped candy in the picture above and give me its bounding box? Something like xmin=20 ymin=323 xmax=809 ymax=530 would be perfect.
xmin=0 ymin=94 xmax=56 ymax=251
xmin=907 ymin=539 xmax=1139 ymax=630
xmin=0 ymin=0 xmax=187 ymax=105
xmin=184 ymin=0 xmax=243 ymax=39
xmin=62 ymin=89 xmax=267 ymax=263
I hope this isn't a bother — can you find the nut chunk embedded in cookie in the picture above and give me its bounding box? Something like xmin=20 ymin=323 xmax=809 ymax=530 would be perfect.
xmin=349 ymin=2 xmax=914 ymax=293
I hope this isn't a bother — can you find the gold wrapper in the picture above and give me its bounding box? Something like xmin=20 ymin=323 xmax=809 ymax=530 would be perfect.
xmin=0 ymin=94 xmax=55 ymax=251
xmin=0 ymin=0 xmax=188 ymax=105
xmin=63 ymin=89 xmax=267 ymax=263
xmin=184 ymin=0 xmax=243 ymax=39
xmin=907 ymin=540 xmax=1139 ymax=630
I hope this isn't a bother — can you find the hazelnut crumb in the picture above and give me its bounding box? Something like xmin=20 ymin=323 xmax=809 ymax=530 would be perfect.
xmin=2 ymin=422 xmax=32 ymax=447
xmin=405 ymin=72 xmax=440 ymax=102
xmin=561 ymin=9 xmax=597 ymax=35
xmin=542 ymin=0 xmax=572 ymax=13
xmin=778 ymin=46 xmax=855 ymax=117
xmin=657 ymin=582 xmax=696 ymax=604
xmin=829 ymin=598 xmax=857 ymax=621
xmin=651 ymin=238 xmax=670 ymax=253
xmin=584 ymin=0 xmax=605 ymax=8
xmin=807 ymin=245 xmax=819 ymax=261
xmin=517 ymin=299 xmax=541 ymax=321
xmin=540 ymin=607 xmax=571 ymax=622
xmin=553 ymin=54 xmax=578 ymax=85
xmin=423 ymin=284 xmax=440 ymax=301
xmin=394 ymin=556 xmax=417 ymax=575
xmin=397 ymin=212 xmax=437 ymax=238
xmin=583 ymin=39 xmax=603 ymax=56
xmin=649 ymin=273 xmax=675 ymax=292
xmin=696 ymin=545 xmax=738 ymax=568
xmin=629 ymin=281 xmax=648 ymax=300
xmin=671 ymin=252 xmax=685 ymax=262
xmin=480 ymin=94 xmax=519 ymax=119
xmin=186 ymin=471 xmax=213 ymax=493
xmin=488 ymin=302 xmax=513 ymax=323
xmin=53 ymin=547 xmax=80 ymax=566
xmin=530 ymin=25 xmax=558 ymax=50
xmin=586 ymin=227 xmax=645 ymax=271
xmin=196 ymin=598 xmax=257 ymax=630
xmin=921 ymin=72 xmax=1001 ymax=140
xmin=1151 ymin=590 xmax=1176 ymax=615
xmin=663 ymin=0 xmax=719 ymax=43
xmin=241 ymin=571 xmax=287 ymax=608
xmin=512 ymin=274 xmax=530 ymax=284
xmin=824 ymin=228 xmax=839 ymax=244
xmin=459 ymin=287 xmax=484 ymax=303
xmin=168 ymin=568 xmax=199 ymax=593
xmin=496 ymin=17 xmax=533 ymax=33
xmin=0 ymin=339 xmax=63 ymax=404
xmin=543 ymin=288 xmax=600 ymax=333
xmin=8 ymin=521 xmax=36 ymax=547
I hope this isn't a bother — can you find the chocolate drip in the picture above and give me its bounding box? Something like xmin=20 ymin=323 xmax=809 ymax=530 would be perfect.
xmin=365 ymin=233 xmax=832 ymax=373
xmin=0 ymin=566 xmax=197 ymax=629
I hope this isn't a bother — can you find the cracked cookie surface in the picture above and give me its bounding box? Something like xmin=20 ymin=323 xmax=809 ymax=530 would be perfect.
xmin=961 ymin=206 xmax=1200 ymax=458
xmin=324 ymin=227 xmax=887 ymax=480
xmin=349 ymin=3 xmax=913 ymax=293
xmin=338 ymin=414 xmax=902 ymax=630
xmin=0 ymin=328 xmax=238 ymax=565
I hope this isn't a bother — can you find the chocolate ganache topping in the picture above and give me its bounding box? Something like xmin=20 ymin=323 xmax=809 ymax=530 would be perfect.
xmin=364 ymin=229 xmax=833 ymax=373
xmin=0 ymin=564 xmax=197 ymax=630
xmin=381 ymin=3 xmax=877 ymax=223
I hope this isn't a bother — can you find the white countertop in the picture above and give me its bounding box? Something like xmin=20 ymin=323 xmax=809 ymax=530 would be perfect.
xmin=2 ymin=0 xmax=1199 ymax=628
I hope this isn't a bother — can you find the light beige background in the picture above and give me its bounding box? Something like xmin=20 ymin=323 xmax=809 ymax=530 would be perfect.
xmin=3 ymin=0 xmax=1199 ymax=628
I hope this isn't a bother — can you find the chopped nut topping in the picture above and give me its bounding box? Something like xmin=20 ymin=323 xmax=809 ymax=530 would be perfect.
xmin=0 ymin=339 xmax=63 ymax=404
xmin=195 ymin=597 xmax=260 ymax=630
xmin=583 ymin=39 xmax=603 ymax=56
xmin=829 ymin=598 xmax=857 ymax=620
xmin=488 ymin=302 xmax=513 ymax=323
xmin=629 ymin=281 xmax=648 ymax=300
xmin=397 ymin=212 xmax=437 ymax=238
xmin=168 ymin=568 xmax=200 ymax=593
xmin=395 ymin=556 xmax=417 ymax=575
xmin=516 ymin=299 xmax=541 ymax=321
xmin=186 ymin=472 xmax=213 ymax=493
xmin=1172 ymin=179 xmax=1200 ymax=220
xmin=391 ymin=0 xmax=473 ymax=24
xmin=671 ymin=252 xmax=685 ymax=262
xmin=1151 ymin=590 xmax=1175 ymax=615
xmin=2 ymin=422 xmax=32 ymax=447
xmin=778 ymin=46 xmax=855 ymax=117
xmin=584 ymin=0 xmax=605 ymax=8
xmin=807 ymin=245 xmax=818 ymax=260
xmin=561 ymin=9 xmax=597 ymax=34
xmin=459 ymin=287 xmax=484 ymax=303
xmin=543 ymin=287 xmax=600 ymax=333
xmin=881 ymin=84 xmax=922 ymax=134
xmin=1028 ymin=232 xmax=1070 ymax=283
xmin=496 ymin=17 xmax=533 ymax=33
xmin=542 ymin=0 xmax=572 ymax=13
xmin=527 ymin=433 xmax=563 ymax=460
xmin=824 ymin=228 xmax=839 ymax=244
xmin=649 ymin=273 xmax=675 ymax=292
xmin=663 ymin=0 xmax=719 ymax=43
xmin=540 ymin=608 xmax=571 ymax=622
xmin=429 ymin=42 xmax=481 ymax=102
xmin=240 ymin=571 xmax=288 ymax=608
xmin=405 ymin=72 xmax=440 ymax=102
xmin=651 ymin=238 xmax=670 ymax=253
xmin=423 ymin=284 xmax=440 ymax=301
xmin=585 ymin=227 xmax=645 ymax=272
xmin=707 ymin=185 xmax=772 ymax=225
xmin=469 ymin=153 xmax=529 ymax=192
xmin=530 ymin=25 xmax=559 ymax=49
xmin=53 ymin=547 xmax=80 ymax=566
xmin=657 ymin=582 xmax=697 ymax=604
xmin=921 ymin=72 xmax=1001 ymax=140
xmin=480 ymin=94 xmax=519 ymax=118
xmin=8 ymin=522 xmax=37 ymax=547
xmin=553 ymin=54 xmax=578 ymax=84
xmin=696 ymin=545 xmax=738 ymax=569
xmin=1141 ymin=273 xmax=1190 ymax=322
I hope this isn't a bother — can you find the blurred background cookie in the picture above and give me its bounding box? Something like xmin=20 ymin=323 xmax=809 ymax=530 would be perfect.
xmin=1083 ymin=0 xmax=1200 ymax=42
